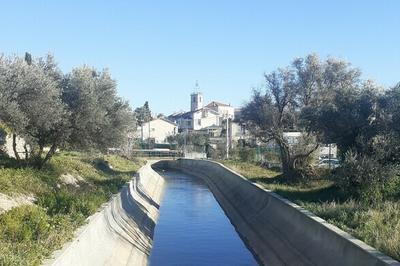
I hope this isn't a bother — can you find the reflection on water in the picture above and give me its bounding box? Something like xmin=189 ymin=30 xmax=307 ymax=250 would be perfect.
xmin=149 ymin=170 xmax=257 ymax=266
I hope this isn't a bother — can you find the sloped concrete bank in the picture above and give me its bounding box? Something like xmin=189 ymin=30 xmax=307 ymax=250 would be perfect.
xmin=44 ymin=162 xmax=165 ymax=266
xmin=153 ymin=159 xmax=400 ymax=266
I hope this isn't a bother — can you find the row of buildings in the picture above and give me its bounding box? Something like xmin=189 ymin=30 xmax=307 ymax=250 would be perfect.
xmin=134 ymin=83 xmax=244 ymax=146
xmin=133 ymin=83 xmax=336 ymax=160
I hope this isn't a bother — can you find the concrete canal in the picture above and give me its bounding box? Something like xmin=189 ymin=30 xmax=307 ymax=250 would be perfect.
xmin=149 ymin=170 xmax=257 ymax=265
xmin=46 ymin=160 xmax=399 ymax=266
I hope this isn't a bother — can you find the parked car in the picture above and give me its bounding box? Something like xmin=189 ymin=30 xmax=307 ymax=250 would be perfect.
xmin=318 ymin=158 xmax=341 ymax=168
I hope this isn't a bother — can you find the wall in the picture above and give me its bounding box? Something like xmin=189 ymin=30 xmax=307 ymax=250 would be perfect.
xmin=3 ymin=135 xmax=26 ymax=158
xmin=206 ymin=103 xmax=235 ymax=119
xmin=45 ymin=162 xmax=166 ymax=266
xmin=134 ymin=118 xmax=177 ymax=143
xmin=192 ymin=109 xmax=220 ymax=130
xmin=154 ymin=159 xmax=399 ymax=266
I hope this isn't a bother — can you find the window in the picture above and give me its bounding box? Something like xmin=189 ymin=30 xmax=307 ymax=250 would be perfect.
xmin=197 ymin=119 xmax=201 ymax=126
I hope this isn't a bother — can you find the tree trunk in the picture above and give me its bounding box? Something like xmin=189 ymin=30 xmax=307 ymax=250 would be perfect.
xmin=23 ymin=144 xmax=29 ymax=160
xmin=39 ymin=143 xmax=57 ymax=168
xmin=276 ymin=138 xmax=297 ymax=180
xmin=32 ymin=144 xmax=44 ymax=168
xmin=12 ymin=134 xmax=21 ymax=160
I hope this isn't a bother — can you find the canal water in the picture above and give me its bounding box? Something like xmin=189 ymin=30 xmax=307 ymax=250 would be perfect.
xmin=149 ymin=170 xmax=257 ymax=266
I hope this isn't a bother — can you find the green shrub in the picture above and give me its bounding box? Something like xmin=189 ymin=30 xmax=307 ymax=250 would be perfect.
xmin=238 ymin=147 xmax=256 ymax=162
xmin=334 ymin=151 xmax=398 ymax=202
xmin=0 ymin=205 xmax=50 ymax=243
xmin=37 ymin=189 xmax=108 ymax=220
xmin=0 ymin=205 xmax=77 ymax=265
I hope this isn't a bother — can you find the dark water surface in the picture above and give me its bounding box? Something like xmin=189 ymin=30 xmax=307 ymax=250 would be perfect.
xmin=149 ymin=170 xmax=257 ymax=266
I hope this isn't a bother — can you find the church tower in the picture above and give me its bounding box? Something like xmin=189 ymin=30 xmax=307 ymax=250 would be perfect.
xmin=190 ymin=81 xmax=203 ymax=111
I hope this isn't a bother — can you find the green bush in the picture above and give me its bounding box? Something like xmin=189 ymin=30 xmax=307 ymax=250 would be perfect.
xmin=334 ymin=151 xmax=398 ymax=202
xmin=0 ymin=205 xmax=50 ymax=243
xmin=37 ymin=189 xmax=109 ymax=220
xmin=0 ymin=205 xmax=76 ymax=265
xmin=238 ymin=147 xmax=256 ymax=162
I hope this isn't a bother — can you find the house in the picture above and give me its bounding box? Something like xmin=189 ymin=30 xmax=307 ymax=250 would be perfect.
xmin=134 ymin=118 xmax=177 ymax=143
xmin=197 ymin=125 xmax=223 ymax=137
xmin=167 ymin=83 xmax=249 ymax=153
xmin=205 ymin=101 xmax=235 ymax=120
xmin=169 ymin=107 xmax=221 ymax=132
xmin=168 ymin=83 xmax=236 ymax=133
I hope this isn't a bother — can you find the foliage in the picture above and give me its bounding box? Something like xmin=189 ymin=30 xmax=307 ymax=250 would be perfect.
xmin=167 ymin=131 xmax=209 ymax=147
xmin=62 ymin=67 xmax=135 ymax=152
xmin=242 ymin=54 xmax=361 ymax=179
xmin=167 ymin=131 xmax=210 ymax=154
xmin=334 ymin=151 xmax=399 ymax=202
xmin=134 ymin=101 xmax=152 ymax=125
xmin=230 ymin=147 xmax=256 ymax=162
xmin=0 ymin=54 xmax=135 ymax=168
xmin=0 ymin=54 xmax=67 ymax=165
xmin=301 ymin=81 xmax=380 ymax=156
xmin=241 ymin=54 xmax=400 ymax=204
xmin=0 ymin=205 xmax=76 ymax=266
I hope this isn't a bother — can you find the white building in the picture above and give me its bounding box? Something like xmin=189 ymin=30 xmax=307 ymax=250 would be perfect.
xmin=168 ymin=83 xmax=236 ymax=133
xmin=206 ymin=101 xmax=235 ymax=120
xmin=169 ymin=107 xmax=220 ymax=132
xmin=134 ymin=118 xmax=177 ymax=143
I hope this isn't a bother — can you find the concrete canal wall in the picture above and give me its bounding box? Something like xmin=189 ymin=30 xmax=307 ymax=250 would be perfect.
xmin=44 ymin=162 xmax=165 ymax=266
xmin=154 ymin=159 xmax=400 ymax=266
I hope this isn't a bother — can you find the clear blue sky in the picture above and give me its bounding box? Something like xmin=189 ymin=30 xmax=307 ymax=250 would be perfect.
xmin=1 ymin=1 xmax=399 ymax=115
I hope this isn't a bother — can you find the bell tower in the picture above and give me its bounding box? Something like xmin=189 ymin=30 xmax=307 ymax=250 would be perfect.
xmin=190 ymin=81 xmax=203 ymax=111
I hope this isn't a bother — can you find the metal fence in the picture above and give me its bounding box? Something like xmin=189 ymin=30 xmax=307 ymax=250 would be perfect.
xmin=130 ymin=149 xmax=183 ymax=158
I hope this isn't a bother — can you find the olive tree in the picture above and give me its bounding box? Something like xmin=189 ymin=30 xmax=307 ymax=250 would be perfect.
xmin=0 ymin=54 xmax=135 ymax=167
xmin=0 ymin=54 xmax=68 ymax=167
xmin=242 ymin=54 xmax=363 ymax=179
xmin=62 ymin=66 xmax=135 ymax=152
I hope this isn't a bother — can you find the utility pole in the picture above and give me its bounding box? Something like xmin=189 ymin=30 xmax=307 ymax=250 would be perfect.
xmin=226 ymin=115 xmax=229 ymax=159
xmin=184 ymin=128 xmax=187 ymax=158
xmin=328 ymin=143 xmax=332 ymax=169
xmin=140 ymin=121 xmax=144 ymax=142
xmin=148 ymin=120 xmax=151 ymax=149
